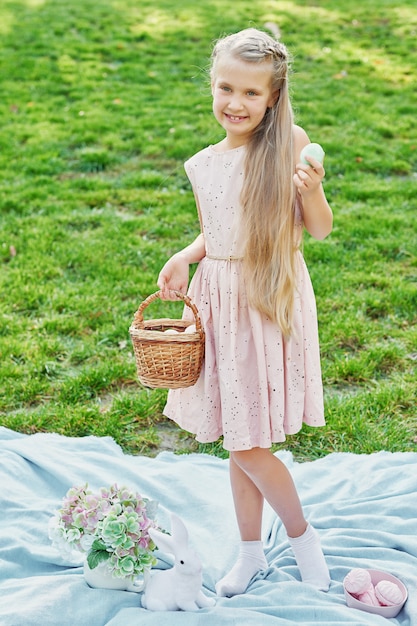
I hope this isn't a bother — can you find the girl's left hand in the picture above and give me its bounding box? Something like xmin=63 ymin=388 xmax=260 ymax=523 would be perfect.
xmin=293 ymin=157 xmax=325 ymax=195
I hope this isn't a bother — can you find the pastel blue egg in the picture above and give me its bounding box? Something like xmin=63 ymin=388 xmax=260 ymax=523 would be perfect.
xmin=300 ymin=143 xmax=325 ymax=166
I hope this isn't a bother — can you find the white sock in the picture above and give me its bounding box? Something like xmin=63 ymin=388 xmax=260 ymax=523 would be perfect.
xmin=288 ymin=524 xmax=330 ymax=591
xmin=215 ymin=540 xmax=267 ymax=597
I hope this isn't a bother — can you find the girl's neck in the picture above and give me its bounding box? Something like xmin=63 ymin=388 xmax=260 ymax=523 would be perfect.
xmin=212 ymin=137 xmax=248 ymax=153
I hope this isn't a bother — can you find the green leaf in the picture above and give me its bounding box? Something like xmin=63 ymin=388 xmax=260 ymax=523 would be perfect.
xmin=91 ymin=539 xmax=107 ymax=552
xmin=87 ymin=546 xmax=110 ymax=570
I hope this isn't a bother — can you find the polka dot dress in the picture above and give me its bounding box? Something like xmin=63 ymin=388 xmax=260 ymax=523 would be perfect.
xmin=163 ymin=145 xmax=325 ymax=451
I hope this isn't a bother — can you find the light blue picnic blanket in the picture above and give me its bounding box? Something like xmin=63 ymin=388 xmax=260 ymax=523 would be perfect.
xmin=0 ymin=426 xmax=416 ymax=625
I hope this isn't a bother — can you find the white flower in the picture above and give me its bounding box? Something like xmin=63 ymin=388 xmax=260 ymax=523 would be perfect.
xmin=80 ymin=534 xmax=95 ymax=552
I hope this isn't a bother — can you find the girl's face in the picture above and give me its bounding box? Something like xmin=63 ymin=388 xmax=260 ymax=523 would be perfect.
xmin=211 ymin=56 xmax=277 ymax=148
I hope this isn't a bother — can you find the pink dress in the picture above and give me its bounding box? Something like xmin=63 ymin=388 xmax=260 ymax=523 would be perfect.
xmin=163 ymin=144 xmax=325 ymax=451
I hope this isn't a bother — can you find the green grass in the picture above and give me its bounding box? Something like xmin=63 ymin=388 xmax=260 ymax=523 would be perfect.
xmin=0 ymin=0 xmax=416 ymax=460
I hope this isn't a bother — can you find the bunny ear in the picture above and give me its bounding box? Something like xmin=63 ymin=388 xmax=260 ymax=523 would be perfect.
xmin=149 ymin=513 xmax=190 ymax=556
xmin=148 ymin=526 xmax=174 ymax=555
xmin=169 ymin=513 xmax=189 ymax=551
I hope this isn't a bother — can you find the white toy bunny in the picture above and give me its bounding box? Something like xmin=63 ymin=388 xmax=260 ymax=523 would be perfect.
xmin=141 ymin=512 xmax=215 ymax=611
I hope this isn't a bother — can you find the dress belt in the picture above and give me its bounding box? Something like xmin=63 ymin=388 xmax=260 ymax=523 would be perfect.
xmin=206 ymin=254 xmax=243 ymax=261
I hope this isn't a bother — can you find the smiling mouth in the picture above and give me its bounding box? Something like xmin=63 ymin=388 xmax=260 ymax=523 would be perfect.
xmin=225 ymin=114 xmax=247 ymax=122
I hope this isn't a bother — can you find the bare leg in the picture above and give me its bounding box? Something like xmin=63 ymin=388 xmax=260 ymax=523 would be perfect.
xmin=229 ymin=453 xmax=264 ymax=540
xmin=218 ymin=448 xmax=330 ymax=594
xmin=215 ymin=455 xmax=267 ymax=597
xmin=232 ymin=448 xmax=307 ymax=538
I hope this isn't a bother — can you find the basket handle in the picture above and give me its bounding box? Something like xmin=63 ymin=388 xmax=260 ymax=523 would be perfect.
xmin=132 ymin=291 xmax=203 ymax=332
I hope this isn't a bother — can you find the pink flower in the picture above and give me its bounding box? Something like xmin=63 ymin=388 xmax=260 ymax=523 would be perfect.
xmin=49 ymin=483 xmax=159 ymax=580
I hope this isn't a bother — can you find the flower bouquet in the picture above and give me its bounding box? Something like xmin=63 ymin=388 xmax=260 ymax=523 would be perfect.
xmin=49 ymin=483 xmax=159 ymax=582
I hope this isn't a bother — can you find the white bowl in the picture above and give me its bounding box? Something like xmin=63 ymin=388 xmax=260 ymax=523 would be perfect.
xmin=344 ymin=569 xmax=407 ymax=618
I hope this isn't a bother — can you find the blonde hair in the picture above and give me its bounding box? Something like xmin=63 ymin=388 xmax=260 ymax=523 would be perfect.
xmin=211 ymin=28 xmax=298 ymax=336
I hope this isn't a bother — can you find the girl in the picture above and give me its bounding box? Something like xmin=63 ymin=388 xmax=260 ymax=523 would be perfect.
xmin=157 ymin=28 xmax=332 ymax=596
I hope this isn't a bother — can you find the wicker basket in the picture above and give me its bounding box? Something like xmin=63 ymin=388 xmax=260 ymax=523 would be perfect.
xmin=129 ymin=290 xmax=205 ymax=389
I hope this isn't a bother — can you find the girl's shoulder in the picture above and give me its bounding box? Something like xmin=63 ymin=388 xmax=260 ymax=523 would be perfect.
xmin=184 ymin=146 xmax=212 ymax=175
xmin=293 ymin=124 xmax=311 ymax=163
xmin=293 ymin=124 xmax=310 ymax=147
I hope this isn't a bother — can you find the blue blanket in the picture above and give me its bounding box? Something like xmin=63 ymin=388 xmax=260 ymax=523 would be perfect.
xmin=0 ymin=427 xmax=416 ymax=625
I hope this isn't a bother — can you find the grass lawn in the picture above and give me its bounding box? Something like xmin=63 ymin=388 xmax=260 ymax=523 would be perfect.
xmin=0 ymin=0 xmax=416 ymax=460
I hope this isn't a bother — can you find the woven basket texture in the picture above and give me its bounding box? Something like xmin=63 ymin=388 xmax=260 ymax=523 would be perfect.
xmin=129 ymin=291 xmax=205 ymax=389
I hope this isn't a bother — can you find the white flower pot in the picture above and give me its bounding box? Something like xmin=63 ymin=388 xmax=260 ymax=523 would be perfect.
xmin=83 ymin=559 xmax=149 ymax=593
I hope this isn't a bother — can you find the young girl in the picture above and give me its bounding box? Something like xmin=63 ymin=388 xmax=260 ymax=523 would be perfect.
xmin=157 ymin=28 xmax=332 ymax=596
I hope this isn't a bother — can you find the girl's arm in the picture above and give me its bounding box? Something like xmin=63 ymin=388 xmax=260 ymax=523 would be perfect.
xmin=157 ymin=233 xmax=206 ymax=300
xmin=293 ymin=125 xmax=333 ymax=240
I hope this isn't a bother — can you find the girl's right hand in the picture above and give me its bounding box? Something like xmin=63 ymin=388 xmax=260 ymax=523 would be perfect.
xmin=157 ymin=253 xmax=190 ymax=300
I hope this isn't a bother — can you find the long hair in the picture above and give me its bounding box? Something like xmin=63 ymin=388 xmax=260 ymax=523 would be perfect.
xmin=210 ymin=28 xmax=298 ymax=336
